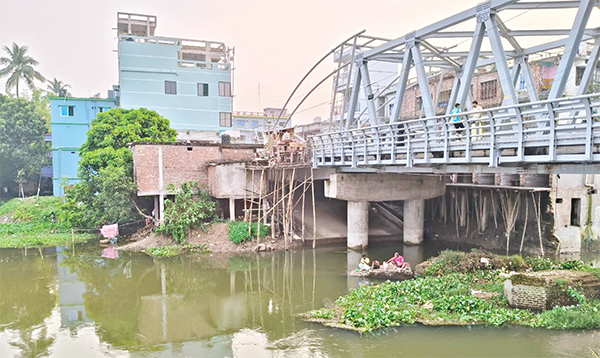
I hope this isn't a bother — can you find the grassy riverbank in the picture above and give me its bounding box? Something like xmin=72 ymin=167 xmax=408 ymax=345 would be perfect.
xmin=303 ymin=251 xmax=600 ymax=332
xmin=0 ymin=197 xmax=94 ymax=248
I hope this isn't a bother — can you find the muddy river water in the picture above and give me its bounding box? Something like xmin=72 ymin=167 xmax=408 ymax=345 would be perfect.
xmin=1 ymin=242 xmax=599 ymax=358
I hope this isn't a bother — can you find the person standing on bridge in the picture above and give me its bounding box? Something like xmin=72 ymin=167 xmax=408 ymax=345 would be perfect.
xmin=471 ymin=101 xmax=483 ymax=140
xmin=450 ymin=103 xmax=464 ymax=139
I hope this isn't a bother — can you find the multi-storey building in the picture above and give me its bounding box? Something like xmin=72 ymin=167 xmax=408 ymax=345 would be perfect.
xmin=230 ymin=108 xmax=290 ymax=143
xmin=50 ymin=97 xmax=116 ymax=195
xmin=116 ymin=12 xmax=233 ymax=141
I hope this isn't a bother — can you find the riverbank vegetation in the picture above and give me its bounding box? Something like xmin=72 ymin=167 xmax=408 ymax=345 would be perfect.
xmin=303 ymin=250 xmax=600 ymax=332
xmin=0 ymin=197 xmax=93 ymax=248
xmin=146 ymin=243 xmax=210 ymax=258
xmin=156 ymin=182 xmax=216 ymax=242
xmin=228 ymin=221 xmax=270 ymax=244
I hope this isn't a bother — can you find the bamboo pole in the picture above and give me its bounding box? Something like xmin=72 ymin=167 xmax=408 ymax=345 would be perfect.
xmin=531 ymin=191 xmax=545 ymax=257
xmin=301 ymin=172 xmax=307 ymax=243
xmin=271 ymin=169 xmax=277 ymax=240
xmin=491 ymin=190 xmax=499 ymax=229
xmin=520 ymin=192 xmax=529 ymax=255
xmin=257 ymin=169 xmax=265 ymax=242
xmin=282 ymin=168 xmax=287 ymax=250
xmin=244 ymin=167 xmax=248 ymax=221
xmin=311 ymin=167 xmax=317 ymax=248
xmin=288 ymin=168 xmax=296 ymax=245
xmin=248 ymin=169 xmax=255 ymax=236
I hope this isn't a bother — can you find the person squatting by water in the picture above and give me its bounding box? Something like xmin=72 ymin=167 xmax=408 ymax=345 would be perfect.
xmin=358 ymin=254 xmax=371 ymax=271
xmin=386 ymin=252 xmax=410 ymax=270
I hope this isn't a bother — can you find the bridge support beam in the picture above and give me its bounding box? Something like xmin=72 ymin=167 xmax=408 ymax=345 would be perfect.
xmin=404 ymin=199 xmax=425 ymax=245
xmin=347 ymin=201 xmax=369 ymax=249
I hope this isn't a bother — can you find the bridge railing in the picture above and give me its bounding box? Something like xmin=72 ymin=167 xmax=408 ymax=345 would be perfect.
xmin=311 ymin=93 xmax=600 ymax=168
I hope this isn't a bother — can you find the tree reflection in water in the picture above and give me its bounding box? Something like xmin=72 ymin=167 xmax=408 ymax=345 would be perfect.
xmin=9 ymin=326 xmax=55 ymax=358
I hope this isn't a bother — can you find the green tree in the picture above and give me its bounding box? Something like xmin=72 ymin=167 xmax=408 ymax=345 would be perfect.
xmin=45 ymin=78 xmax=71 ymax=97
xmin=0 ymin=97 xmax=49 ymax=195
xmin=0 ymin=43 xmax=45 ymax=98
xmin=30 ymin=89 xmax=51 ymax=131
xmin=63 ymin=108 xmax=177 ymax=227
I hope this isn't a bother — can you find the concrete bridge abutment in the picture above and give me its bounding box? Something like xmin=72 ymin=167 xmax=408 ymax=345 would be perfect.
xmin=324 ymin=173 xmax=446 ymax=249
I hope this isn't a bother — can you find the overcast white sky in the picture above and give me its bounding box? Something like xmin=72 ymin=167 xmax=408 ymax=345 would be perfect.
xmin=0 ymin=0 xmax=593 ymax=124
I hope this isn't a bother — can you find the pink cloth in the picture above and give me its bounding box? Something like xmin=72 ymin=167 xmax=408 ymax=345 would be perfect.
xmin=100 ymin=224 xmax=119 ymax=239
xmin=101 ymin=247 xmax=119 ymax=259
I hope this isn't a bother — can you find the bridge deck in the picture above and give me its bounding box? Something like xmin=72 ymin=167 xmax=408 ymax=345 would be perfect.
xmin=312 ymin=94 xmax=600 ymax=173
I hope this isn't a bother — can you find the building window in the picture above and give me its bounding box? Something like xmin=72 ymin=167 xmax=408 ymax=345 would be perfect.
xmin=220 ymin=112 xmax=232 ymax=127
xmin=571 ymin=198 xmax=581 ymax=226
xmin=219 ymin=82 xmax=232 ymax=97
xmin=416 ymin=97 xmax=422 ymax=112
xmin=575 ymin=67 xmax=586 ymax=86
xmin=60 ymin=106 xmax=74 ymax=117
xmin=235 ymin=120 xmax=245 ymax=127
xmin=252 ymin=120 xmax=259 ymax=127
xmin=480 ymin=80 xmax=497 ymax=100
xmin=165 ymin=81 xmax=177 ymax=95
xmin=198 ymin=83 xmax=209 ymax=96
xmin=437 ymin=90 xmax=451 ymax=108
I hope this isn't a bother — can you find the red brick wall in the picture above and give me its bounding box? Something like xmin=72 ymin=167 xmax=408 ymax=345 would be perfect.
xmin=398 ymin=62 xmax=555 ymax=119
xmin=132 ymin=144 xmax=256 ymax=195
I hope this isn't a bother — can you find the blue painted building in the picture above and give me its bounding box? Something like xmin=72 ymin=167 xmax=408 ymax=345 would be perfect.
xmin=50 ymin=97 xmax=115 ymax=195
xmin=117 ymin=12 xmax=233 ymax=138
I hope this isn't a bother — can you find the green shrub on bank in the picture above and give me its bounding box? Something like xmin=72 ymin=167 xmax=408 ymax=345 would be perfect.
xmin=156 ymin=182 xmax=216 ymax=243
xmin=423 ymin=250 xmax=528 ymax=275
xmin=228 ymin=221 xmax=270 ymax=244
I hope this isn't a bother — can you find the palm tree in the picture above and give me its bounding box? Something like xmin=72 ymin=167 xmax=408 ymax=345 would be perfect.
xmin=46 ymin=78 xmax=71 ymax=97
xmin=0 ymin=43 xmax=45 ymax=98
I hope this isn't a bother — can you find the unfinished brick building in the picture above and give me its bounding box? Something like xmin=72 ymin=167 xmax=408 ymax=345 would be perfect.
xmin=131 ymin=142 xmax=260 ymax=221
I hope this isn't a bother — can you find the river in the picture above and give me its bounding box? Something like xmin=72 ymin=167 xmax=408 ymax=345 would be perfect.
xmin=1 ymin=242 xmax=599 ymax=358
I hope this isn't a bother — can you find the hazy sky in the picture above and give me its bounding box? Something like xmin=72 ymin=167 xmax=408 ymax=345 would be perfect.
xmin=0 ymin=0 xmax=577 ymax=123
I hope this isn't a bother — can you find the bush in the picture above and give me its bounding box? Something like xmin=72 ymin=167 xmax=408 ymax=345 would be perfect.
xmin=156 ymin=182 xmax=216 ymax=243
xmin=228 ymin=221 xmax=270 ymax=244
xmin=524 ymin=257 xmax=562 ymax=271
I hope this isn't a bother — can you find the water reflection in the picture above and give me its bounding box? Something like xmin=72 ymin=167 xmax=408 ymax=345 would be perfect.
xmin=1 ymin=244 xmax=600 ymax=357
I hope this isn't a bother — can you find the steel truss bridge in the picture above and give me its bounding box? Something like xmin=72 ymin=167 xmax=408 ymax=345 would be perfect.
xmin=281 ymin=0 xmax=600 ymax=174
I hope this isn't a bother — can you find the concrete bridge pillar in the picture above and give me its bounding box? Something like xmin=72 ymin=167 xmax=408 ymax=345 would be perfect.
xmin=347 ymin=201 xmax=369 ymax=249
xmin=404 ymin=199 xmax=425 ymax=244
xmin=324 ymin=173 xmax=446 ymax=248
